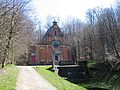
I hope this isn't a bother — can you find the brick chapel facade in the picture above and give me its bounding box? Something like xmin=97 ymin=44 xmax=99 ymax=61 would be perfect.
xmin=29 ymin=21 xmax=74 ymax=65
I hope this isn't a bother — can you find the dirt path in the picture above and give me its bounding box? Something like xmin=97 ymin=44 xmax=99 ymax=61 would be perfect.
xmin=16 ymin=66 xmax=57 ymax=90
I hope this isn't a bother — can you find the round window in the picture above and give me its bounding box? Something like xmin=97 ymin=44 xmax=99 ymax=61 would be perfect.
xmin=52 ymin=41 xmax=60 ymax=48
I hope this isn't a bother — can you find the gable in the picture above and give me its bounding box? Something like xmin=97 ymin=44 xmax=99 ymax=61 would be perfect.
xmin=41 ymin=21 xmax=63 ymax=45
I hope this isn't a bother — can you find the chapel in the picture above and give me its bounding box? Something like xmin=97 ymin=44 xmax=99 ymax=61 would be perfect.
xmin=29 ymin=21 xmax=75 ymax=64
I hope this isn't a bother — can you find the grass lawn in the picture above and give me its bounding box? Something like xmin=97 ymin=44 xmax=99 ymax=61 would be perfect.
xmin=34 ymin=66 xmax=87 ymax=90
xmin=0 ymin=64 xmax=18 ymax=90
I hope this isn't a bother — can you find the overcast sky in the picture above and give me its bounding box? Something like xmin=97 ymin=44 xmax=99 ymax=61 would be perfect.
xmin=30 ymin=0 xmax=116 ymax=26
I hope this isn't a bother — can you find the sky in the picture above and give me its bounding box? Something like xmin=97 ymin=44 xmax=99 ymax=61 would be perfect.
xmin=30 ymin=0 xmax=116 ymax=27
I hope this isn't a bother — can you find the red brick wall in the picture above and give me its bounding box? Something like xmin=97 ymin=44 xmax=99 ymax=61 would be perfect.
xmin=36 ymin=45 xmax=70 ymax=64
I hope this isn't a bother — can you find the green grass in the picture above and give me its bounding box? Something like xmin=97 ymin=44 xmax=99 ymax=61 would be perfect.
xmin=34 ymin=66 xmax=87 ymax=90
xmin=0 ymin=64 xmax=18 ymax=90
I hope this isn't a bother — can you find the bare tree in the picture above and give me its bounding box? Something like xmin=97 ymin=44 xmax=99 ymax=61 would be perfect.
xmin=0 ymin=0 xmax=37 ymax=68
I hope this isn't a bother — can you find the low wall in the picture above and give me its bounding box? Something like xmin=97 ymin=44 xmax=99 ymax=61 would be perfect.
xmin=57 ymin=61 xmax=89 ymax=79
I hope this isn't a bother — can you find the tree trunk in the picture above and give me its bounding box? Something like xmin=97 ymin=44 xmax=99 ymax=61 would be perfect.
xmin=2 ymin=59 xmax=5 ymax=68
xmin=1 ymin=49 xmax=7 ymax=68
xmin=1 ymin=39 xmax=11 ymax=68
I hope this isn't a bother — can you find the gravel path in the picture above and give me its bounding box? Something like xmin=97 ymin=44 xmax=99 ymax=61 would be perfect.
xmin=16 ymin=66 xmax=57 ymax=90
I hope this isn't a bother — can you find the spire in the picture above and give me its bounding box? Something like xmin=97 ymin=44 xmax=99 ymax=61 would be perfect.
xmin=52 ymin=20 xmax=57 ymax=25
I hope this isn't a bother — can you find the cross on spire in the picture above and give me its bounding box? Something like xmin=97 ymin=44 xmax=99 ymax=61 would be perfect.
xmin=52 ymin=20 xmax=57 ymax=25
